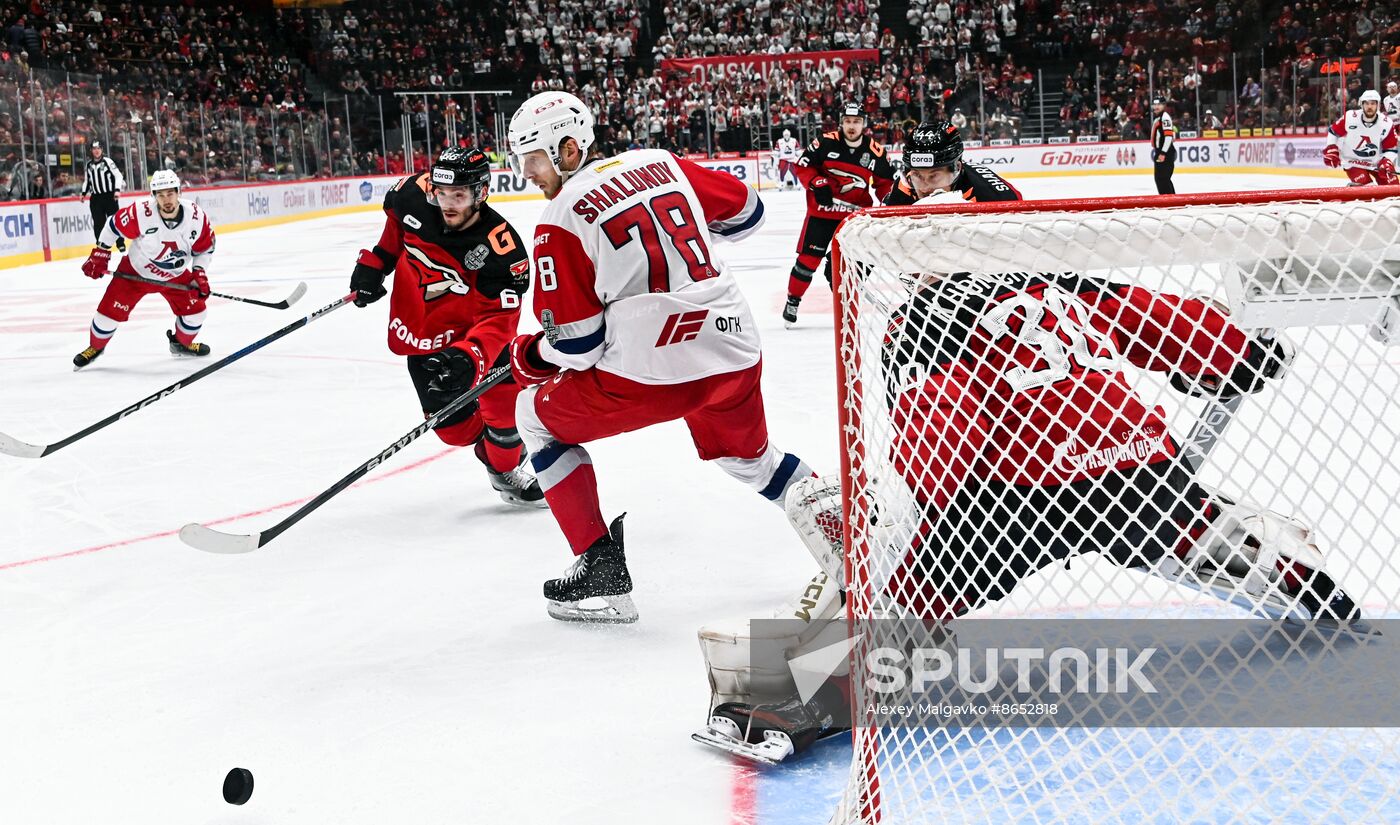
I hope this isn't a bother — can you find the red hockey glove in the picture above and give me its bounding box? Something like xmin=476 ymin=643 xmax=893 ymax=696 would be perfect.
xmin=1322 ymin=145 xmax=1341 ymax=169
xmin=82 ymin=246 xmax=111 ymax=279
xmin=188 ymin=267 xmax=211 ymax=299
xmin=808 ymin=175 xmax=835 ymax=207
xmin=508 ymin=332 xmax=560 ymax=386
xmin=1378 ymin=157 xmax=1398 ymax=185
xmin=350 ymin=247 xmax=392 ymax=307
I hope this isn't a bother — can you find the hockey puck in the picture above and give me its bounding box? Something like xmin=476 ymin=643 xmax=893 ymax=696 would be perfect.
xmin=223 ymin=767 xmax=254 ymax=805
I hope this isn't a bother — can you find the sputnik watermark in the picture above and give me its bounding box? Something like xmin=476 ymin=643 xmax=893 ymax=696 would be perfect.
xmin=864 ymin=646 xmax=1160 ymax=695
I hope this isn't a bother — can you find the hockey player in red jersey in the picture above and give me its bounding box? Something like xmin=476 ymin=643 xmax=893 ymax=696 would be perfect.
xmin=875 ymin=269 xmax=1364 ymax=626
xmin=349 ymin=147 xmax=544 ymax=506
xmin=506 ymin=90 xmax=815 ymax=623
xmin=783 ymin=102 xmax=897 ymax=327
xmin=882 ymin=120 xmax=1021 ymax=206
xmin=1323 ymin=90 xmax=1399 ymax=186
xmin=696 ymin=265 xmax=1368 ymax=764
xmin=75 ymin=170 xmax=216 ymax=369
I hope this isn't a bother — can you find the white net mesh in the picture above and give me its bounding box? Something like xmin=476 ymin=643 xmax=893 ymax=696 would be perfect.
xmin=830 ymin=189 xmax=1400 ymax=824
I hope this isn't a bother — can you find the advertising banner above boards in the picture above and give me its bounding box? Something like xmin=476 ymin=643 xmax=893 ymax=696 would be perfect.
xmin=660 ymin=49 xmax=879 ymax=84
xmin=2 ymin=175 xmax=401 ymax=268
xmin=1 ymin=136 xmax=1338 ymax=269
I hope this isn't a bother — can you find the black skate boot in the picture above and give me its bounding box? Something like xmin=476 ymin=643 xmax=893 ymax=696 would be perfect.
xmin=694 ymin=682 xmax=849 ymax=764
xmin=782 ymin=296 xmax=801 ymax=328
xmin=475 ymin=441 xmax=546 ymax=508
xmin=72 ymin=346 xmax=105 ymax=371
xmin=167 ymin=329 xmax=210 ymax=357
xmin=543 ymin=515 xmax=636 ymax=623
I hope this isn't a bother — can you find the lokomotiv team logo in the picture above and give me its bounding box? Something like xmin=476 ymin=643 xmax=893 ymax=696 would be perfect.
xmin=1352 ymin=136 xmax=1379 ymax=159
xmin=148 ymin=240 xmax=188 ymax=271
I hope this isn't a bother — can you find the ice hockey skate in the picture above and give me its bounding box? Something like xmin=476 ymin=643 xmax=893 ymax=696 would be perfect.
xmin=475 ymin=441 xmax=546 ymax=508
xmin=544 ymin=515 xmax=636 ymax=624
xmin=166 ymin=329 xmax=210 ymax=357
xmin=693 ymin=683 xmax=848 ymax=765
xmin=72 ymin=346 xmax=104 ymax=371
xmin=782 ymin=296 xmax=801 ymax=328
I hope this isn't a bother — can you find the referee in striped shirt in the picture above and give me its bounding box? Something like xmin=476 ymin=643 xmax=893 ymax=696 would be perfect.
xmin=82 ymin=142 xmax=127 ymax=252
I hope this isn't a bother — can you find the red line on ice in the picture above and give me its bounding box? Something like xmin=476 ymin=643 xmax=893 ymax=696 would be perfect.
xmin=729 ymin=762 xmax=757 ymax=825
xmin=0 ymin=446 xmax=459 ymax=571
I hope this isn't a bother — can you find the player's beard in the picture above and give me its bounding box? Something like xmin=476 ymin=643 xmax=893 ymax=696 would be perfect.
xmin=441 ymin=202 xmax=479 ymax=231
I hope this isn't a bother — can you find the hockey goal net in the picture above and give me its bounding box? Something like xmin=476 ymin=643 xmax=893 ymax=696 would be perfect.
xmin=830 ymin=187 xmax=1400 ymax=824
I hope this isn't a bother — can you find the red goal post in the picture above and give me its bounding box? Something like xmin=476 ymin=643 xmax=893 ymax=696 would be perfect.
xmin=828 ymin=186 xmax=1400 ymax=824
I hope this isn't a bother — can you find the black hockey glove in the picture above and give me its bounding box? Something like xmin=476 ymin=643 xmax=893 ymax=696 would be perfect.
xmin=350 ymin=246 xmax=394 ymax=307
xmin=808 ymin=175 xmax=835 ymax=208
xmin=1169 ymin=335 xmax=1293 ymax=398
xmin=424 ymin=342 xmax=488 ymax=396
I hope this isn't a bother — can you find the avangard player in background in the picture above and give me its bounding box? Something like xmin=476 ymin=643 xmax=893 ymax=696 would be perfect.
xmin=349 ymin=147 xmax=544 ymax=506
xmin=75 ymin=170 xmax=215 ymax=370
xmin=782 ymin=103 xmax=896 ymax=327
xmin=506 ymin=91 xmax=817 ymax=623
xmin=882 ymin=120 xmax=1021 ymax=206
xmin=774 ymin=128 xmax=801 ymax=190
xmin=1323 ymin=90 xmax=1398 ymax=186
xmin=696 ymin=224 xmax=1366 ymax=762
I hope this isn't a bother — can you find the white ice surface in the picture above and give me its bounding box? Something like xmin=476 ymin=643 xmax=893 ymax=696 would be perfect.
xmin=0 ymin=172 xmax=1350 ymax=824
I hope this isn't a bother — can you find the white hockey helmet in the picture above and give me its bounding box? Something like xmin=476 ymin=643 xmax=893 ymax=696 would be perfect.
xmin=508 ymin=91 xmax=595 ymax=178
xmin=782 ymin=128 xmax=792 ymax=138
xmin=1360 ymin=90 xmax=1382 ymax=105
xmin=149 ymin=169 xmax=181 ymax=193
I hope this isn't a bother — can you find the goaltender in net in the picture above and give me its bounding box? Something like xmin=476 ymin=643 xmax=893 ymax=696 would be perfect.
xmin=694 ymin=225 xmax=1369 ymax=764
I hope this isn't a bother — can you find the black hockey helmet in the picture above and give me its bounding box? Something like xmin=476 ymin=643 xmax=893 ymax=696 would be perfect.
xmin=903 ymin=120 xmax=963 ymax=173
xmin=431 ymin=146 xmax=491 ymax=191
xmin=840 ymin=101 xmax=866 ymax=121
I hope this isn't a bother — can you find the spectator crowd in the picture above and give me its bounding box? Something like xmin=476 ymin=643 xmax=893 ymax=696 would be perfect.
xmin=2 ymin=0 xmax=1398 ymax=199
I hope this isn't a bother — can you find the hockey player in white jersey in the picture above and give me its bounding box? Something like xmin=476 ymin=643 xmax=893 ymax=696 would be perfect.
xmin=774 ymin=128 xmax=801 ymax=190
xmin=505 ymin=91 xmax=816 ymax=623
xmin=1384 ymin=81 xmax=1399 ymax=122
xmin=1323 ymin=90 xmax=1399 ymax=186
xmin=75 ymin=170 xmax=217 ymax=369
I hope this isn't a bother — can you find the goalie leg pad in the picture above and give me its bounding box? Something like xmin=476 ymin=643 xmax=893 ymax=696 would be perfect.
xmin=785 ymin=475 xmax=846 ymax=587
xmin=1154 ymin=492 xmax=1365 ymax=628
xmin=697 ymin=571 xmax=844 ymax=708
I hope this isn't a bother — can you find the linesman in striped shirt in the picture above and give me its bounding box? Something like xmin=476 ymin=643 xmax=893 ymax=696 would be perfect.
xmin=1150 ymin=97 xmax=1176 ymax=195
xmin=82 ymin=142 xmax=127 ymax=252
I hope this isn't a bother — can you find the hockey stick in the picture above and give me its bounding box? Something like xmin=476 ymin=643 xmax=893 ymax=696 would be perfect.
xmin=1177 ymin=329 xmax=1277 ymax=474
xmin=0 ymin=294 xmax=354 ymax=459
xmin=113 ymin=271 xmax=308 ymax=310
xmin=179 ymin=365 xmax=514 ymax=554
